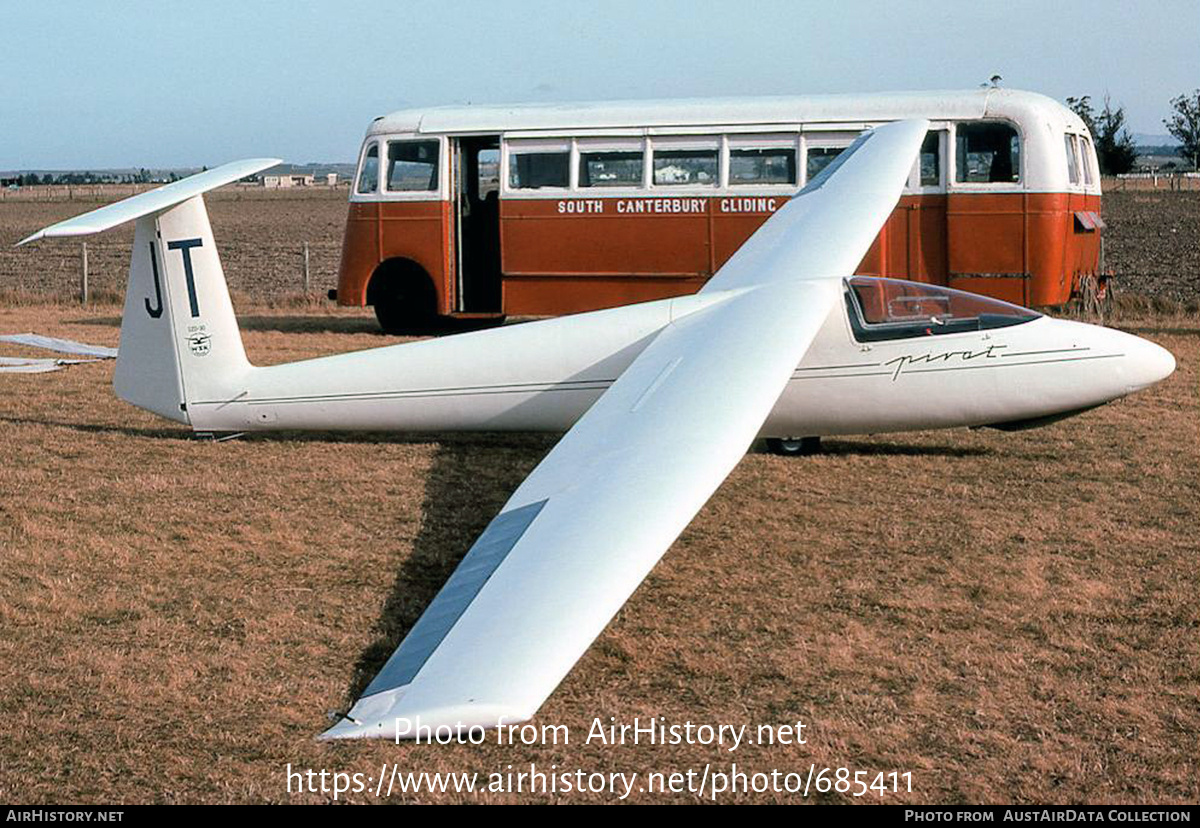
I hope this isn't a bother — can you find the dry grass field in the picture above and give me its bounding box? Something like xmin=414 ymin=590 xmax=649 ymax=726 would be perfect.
xmin=1102 ymin=191 xmax=1200 ymax=306
xmin=0 ymin=300 xmax=1196 ymax=804
xmin=0 ymin=187 xmax=1197 ymax=803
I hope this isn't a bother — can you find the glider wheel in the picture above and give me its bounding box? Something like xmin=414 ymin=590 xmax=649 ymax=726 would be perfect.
xmin=766 ymin=436 xmax=821 ymax=456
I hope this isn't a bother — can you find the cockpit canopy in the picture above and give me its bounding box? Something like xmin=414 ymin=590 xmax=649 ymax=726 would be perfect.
xmin=845 ymin=277 xmax=1041 ymax=342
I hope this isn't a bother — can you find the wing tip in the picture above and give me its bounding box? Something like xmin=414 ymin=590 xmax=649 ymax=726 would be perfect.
xmin=872 ymin=117 xmax=931 ymax=144
xmin=318 ymin=697 xmax=534 ymax=741
xmin=17 ymin=226 xmax=93 ymax=246
xmin=318 ymin=715 xmax=389 ymax=742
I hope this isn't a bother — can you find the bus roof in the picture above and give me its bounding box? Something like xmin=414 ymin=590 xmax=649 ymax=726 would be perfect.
xmin=368 ymin=88 xmax=1087 ymax=138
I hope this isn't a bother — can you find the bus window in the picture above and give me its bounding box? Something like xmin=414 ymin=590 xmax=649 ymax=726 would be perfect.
xmin=955 ymin=122 xmax=1019 ymax=183
xmin=652 ymin=143 xmax=717 ymax=186
xmin=356 ymin=143 xmax=379 ymax=194
xmin=729 ymin=146 xmax=796 ymax=185
xmin=509 ymin=151 xmax=569 ymax=189
xmin=1064 ymin=134 xmax=1080 ymax=185
xmin=806 ymin=146 xmax=845 ymax=181
xmin=386 ymin=140 xmax=440 ymax=192
xmin=1080 ymin=136 xmax=1095 ymax=186
xmin=579 ymin=146 xmax=643 ymax=188
xmin=920 ymin=131 xmax=941 ymax=186
xmin=478 ymin=148 xmax=500 ymax=197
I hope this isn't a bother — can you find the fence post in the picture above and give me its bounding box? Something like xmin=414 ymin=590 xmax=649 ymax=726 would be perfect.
xmin=303 ymin=242 xmax=310 ymax=293
xmin=80 ymin=242 xmax=89 ymax=305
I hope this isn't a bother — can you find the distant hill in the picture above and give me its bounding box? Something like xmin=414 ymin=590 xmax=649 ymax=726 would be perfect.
xmin=1133 ymin=132 xmax=1180 ymax=148
xmin=264 ymin=162 xmax=356 ymax=178
xmin=1133 ymin=132 xmax=1186 ymax=167
xmin=1137 ymin=145 xmax=1186 ymax=158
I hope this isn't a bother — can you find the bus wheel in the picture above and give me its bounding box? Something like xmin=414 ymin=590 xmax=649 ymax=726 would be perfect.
xmin=369 ymin=263 xmax=437 ymax=333
xmin=766 ymin=436 xmax=821 ymax=456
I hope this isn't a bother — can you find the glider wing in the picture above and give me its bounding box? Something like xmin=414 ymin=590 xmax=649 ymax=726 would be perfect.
xmin=323 ymin=119 xmax=929 ymax=739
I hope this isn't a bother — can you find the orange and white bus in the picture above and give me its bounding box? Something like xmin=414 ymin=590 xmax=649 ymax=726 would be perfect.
xmin=332 ymin=89 xmax=1104 ymax=330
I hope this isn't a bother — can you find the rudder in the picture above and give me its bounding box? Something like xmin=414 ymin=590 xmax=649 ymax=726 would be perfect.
xmin=114 ymin=195 xmax=251 ymax=422
xmin=113 ymin=215 xmax=189 ymax=422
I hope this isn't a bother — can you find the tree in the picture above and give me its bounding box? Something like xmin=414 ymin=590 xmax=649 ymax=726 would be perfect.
xmin=1066 ymin=94 xmax=1137 ymax=174
xmin=1066 ymin=95 xmax=1096 ymax=136
xmin=1094 ymin=96 xmax=1138 ymax=175
xmin=1164 ymin=89 xmax=1200 ymax=171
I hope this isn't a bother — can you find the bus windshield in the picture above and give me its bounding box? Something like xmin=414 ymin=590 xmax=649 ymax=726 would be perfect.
xmin=846 ymin=277 xmax=1040 ymax=341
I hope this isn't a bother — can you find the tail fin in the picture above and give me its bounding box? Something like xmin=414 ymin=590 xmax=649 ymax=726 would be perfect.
xmin=117 ymin=195 xmax=252 ymax=422
xmin=18 ymin=159 xmax=280 ymax=424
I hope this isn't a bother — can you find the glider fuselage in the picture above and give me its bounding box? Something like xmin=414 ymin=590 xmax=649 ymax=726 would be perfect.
xmin=183 ymin=285 xmax=1172 ymax=439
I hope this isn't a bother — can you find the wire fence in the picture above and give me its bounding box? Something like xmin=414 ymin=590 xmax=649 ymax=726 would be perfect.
xmin=0 ymin=239 xmax=343 ymax=304
xmin=0 ymin=184 xmax=348 ymax=304
xmin=1103 ymin=174 xmax=1200 ymax=192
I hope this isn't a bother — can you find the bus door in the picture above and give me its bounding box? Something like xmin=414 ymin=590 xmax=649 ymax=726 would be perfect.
xmin=903 ymin=128 xmax=949 ymax=286
xmin=451 ymin=135 xmax=502 ymax=313
xmin=829 ymin=128 xmax=949 ymax=285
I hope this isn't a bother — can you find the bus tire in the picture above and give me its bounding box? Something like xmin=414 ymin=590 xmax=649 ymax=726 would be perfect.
xmin=368 ymin=260 xmax=437 ymax=333
xmin=766 ymin=436 xmax=821 ymax=456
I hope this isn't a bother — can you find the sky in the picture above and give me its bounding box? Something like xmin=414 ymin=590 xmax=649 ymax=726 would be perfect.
xmin=3 ymin=0 xmax=1197 ymax=169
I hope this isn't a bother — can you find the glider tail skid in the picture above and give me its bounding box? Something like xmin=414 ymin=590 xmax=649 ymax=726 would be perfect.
xmin=17 ymin=159 xmax=280 ymax=423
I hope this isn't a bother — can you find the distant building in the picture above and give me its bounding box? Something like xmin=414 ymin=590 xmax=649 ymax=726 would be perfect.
xmin=263 ymin=173 xmax=315 ymax=188
xmin=259 ymin=169 xmax=342 ymax=187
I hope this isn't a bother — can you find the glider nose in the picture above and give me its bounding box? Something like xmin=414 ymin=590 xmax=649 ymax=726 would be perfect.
xmin=1124 ymin=334 xmax=1175 ymax=393
xmin=1048 ymin=318 xmax=1175 ymax=406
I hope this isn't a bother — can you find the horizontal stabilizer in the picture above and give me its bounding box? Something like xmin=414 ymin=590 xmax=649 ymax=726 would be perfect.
xmin=16 ymin=158 xmax=281 ymax=246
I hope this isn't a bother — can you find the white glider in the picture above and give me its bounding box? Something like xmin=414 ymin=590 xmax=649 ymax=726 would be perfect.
xmin=18 ymin=121 xmax=1174 ymax=740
